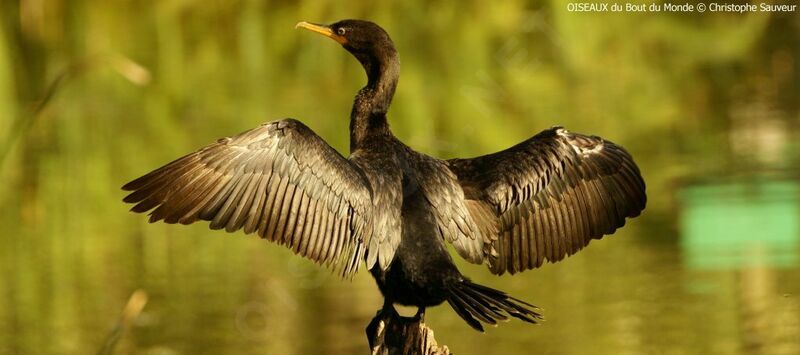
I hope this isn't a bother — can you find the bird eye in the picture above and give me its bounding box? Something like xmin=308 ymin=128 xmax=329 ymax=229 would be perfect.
xmin=336 ymin=27 xmax=346 ymax=36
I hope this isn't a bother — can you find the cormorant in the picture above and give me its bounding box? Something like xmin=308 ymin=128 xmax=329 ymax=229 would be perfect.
xmin=122 ymin=20 xmax=646 ymax=332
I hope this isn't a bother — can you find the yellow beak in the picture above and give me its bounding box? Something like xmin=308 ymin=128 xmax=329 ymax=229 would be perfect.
xmin=295 ymin=21 xmax=348 ymax=45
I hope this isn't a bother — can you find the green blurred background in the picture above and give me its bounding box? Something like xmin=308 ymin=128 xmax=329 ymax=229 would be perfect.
xmin=1 ymin=1 xmax=799 ymax=354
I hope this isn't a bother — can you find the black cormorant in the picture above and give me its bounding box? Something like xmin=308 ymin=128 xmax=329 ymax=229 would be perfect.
xmin=122 ymin=20 xmax=646 ymax=332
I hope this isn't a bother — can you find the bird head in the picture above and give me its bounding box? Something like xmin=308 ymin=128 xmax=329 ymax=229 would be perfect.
xmin=296 ymin=19 xmax=398 ymax=81
xmin=296 ymin=20 xmax=393 ymax=53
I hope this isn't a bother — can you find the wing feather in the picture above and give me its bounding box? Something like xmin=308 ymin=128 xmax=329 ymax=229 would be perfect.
xmin=448 ymin=127 xmax=646 ymax=275
xmin=123 ymin=119 xmax=373 ymax=278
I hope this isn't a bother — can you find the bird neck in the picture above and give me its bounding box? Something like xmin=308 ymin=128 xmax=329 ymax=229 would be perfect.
xmin=349 ymin=49 xmax=399 ymax=152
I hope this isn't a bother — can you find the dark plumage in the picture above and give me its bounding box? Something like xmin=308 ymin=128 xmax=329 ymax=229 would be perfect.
xmin=122 ymin=19 xmax=646 ymax=332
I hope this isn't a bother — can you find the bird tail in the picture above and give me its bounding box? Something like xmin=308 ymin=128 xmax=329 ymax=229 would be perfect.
xmin=447 ymin=279 xmax=543 ymax=332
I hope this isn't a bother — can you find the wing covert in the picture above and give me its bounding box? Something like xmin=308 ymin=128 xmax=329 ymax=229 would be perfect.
xmin=403 ymin=151 xmax=492 ymax=264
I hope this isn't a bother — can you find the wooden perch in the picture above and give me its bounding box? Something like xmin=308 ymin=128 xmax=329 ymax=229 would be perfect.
xmin=366 ymin=306 xmax=450 ymax=355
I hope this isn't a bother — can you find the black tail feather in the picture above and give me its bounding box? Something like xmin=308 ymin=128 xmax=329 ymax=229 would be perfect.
xmin=447 ymin=280 xmax=543 ymax=332
xmin=446 ymin=296 xmax=484 ymax=331
xmin=455 ymin=286 xmax=508 ymax=321
xmin=450 ymin=287 xmax=499 ymax=325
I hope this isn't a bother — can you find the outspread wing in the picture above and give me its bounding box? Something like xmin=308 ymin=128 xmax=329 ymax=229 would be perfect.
xmin=122 ymin=119 xmax=373 ymax=278
xmin=447 ymin=127 xmax=646 ymax=275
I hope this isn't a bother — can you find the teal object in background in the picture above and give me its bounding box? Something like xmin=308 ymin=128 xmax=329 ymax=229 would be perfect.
xmin=679 ymin=179 xmax=800 ymax=270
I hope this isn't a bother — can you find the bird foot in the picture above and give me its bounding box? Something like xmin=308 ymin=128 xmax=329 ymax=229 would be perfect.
xmin=413 ymin=307 xmax=426 ymax=323
xmin=373 ymin=300 xmax=399 ymax=319
xmin=366 ymin=304 xmax=448 ymax=355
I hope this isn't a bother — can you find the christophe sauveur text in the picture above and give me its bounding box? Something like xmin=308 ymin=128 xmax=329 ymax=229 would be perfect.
xmin=567 ymin=2 xmax=798 ymax=13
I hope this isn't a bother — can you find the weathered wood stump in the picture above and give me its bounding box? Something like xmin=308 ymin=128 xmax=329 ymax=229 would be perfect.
xmin=366 ymin=306 xmax=450 ymax=355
